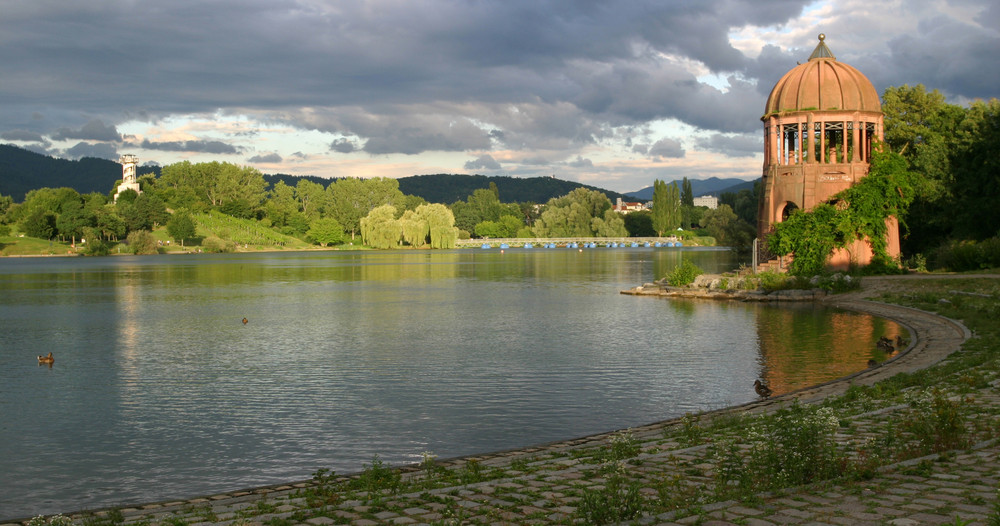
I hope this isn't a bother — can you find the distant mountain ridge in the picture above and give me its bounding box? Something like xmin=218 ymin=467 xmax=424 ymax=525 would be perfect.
xmin=0 ymin=144 xmax=125 ymax=201
xmin=0 ymin=144 xmax=630 ymax=204
xmin=626 ymin=177 xmax=757 ymax=201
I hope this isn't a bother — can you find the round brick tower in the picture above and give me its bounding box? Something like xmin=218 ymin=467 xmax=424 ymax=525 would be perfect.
xmin=758 ymin=34 xmax=899 ymax=268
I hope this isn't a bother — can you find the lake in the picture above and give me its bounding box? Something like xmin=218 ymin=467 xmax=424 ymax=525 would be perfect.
xmin=0 ymin=248 xmax=904 ymax=519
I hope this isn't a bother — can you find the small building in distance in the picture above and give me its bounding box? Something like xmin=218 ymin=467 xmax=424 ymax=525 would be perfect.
xmin=692 ymin=196 xmax=718 ymax=209
xmin=613 ymin=197 xmax=647 ymax=214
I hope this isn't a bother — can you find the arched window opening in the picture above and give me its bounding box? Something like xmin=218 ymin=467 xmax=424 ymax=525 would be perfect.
xmin=780 ymin=202 xmax=799 ymax=222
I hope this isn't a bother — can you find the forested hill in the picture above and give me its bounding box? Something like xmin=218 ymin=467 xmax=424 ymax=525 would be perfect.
xmin=0 ymin=144 xmax=627 ymax=204
xmin=0 ymin=144 xmax=126 ymax=200
xmin=397 ymin=174 xmax=628 ymax=204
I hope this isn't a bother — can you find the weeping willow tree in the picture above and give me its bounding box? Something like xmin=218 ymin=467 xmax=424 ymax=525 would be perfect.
xmin=361 ymin=203 xmax=457 ymax=249
xmin=361 ymin=204 xmax=401 ymax=249
xmin=400 ymin=209 xmax=430 ymax=247
xmin=418 ymin=203 xmax=459 ymax=249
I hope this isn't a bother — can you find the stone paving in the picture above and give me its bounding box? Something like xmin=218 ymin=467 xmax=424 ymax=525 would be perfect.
xmin=6 ymin=278 xmax=998 ymax=526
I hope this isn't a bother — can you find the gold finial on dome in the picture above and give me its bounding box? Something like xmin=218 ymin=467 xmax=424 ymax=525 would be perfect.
xmin=809 ymin=33 xmax=835 ymax=60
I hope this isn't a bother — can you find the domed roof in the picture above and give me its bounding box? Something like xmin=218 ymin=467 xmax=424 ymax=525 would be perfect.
xmin=763 ymin=34 xmax=881 ymax=118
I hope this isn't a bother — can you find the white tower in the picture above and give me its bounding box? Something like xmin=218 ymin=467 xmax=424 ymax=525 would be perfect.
xmin=114 ymin=154 xmax=142 ymax=201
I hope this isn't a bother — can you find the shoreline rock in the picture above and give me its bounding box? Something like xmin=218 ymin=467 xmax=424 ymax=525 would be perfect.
xmin=621 ymin=272 xmax=828 ymax=301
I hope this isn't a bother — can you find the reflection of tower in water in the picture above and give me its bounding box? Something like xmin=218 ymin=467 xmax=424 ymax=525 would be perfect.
xmin=115 ymin=271 xmax=143 ymax=393
xmin=754 ymin=304 xmax=906 ymax=395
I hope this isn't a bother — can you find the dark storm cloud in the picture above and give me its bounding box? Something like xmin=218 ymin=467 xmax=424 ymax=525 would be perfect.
xmin=1 ymin=0 xmax=996 ymax=165
xmin=330 ymin=139 xmax=357 ymax=154
xmin=566 ymin=156 xmax=595 ymax=169
xmin=0 ymin=0 xmax=810 ymax=151
xmin=648 ymin=138 xmax=686 ymax=159
xmin=2 ymin=130 xmax=46 ymax=142
xmin=63 ymin=141 xmax=118 ymax=160
xmin=357 ymin=115 xmax=493 ymax=155
xmin=694 ymin=134 xmax=763 ymax=158
xmin=464 ymin=154 xmax=502 ymax=171
xmin=51 ymin=120 xmax=122 ymax=142
xmin=139 ymin=139 xmax=241 ymax=155
xmin=248 ymin=153 xmax=282 ymax=163
xmin=875 ymin=17 xmax=1000 ymax=99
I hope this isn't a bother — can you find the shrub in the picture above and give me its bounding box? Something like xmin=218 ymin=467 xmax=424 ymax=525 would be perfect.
xmin=28 ymin=516 xmax=73 ymax=526
xmin=930 ymin=239 xmax=996 ymax=271
xmin=201 ymin=235 xmax=234 ymax=253
xmin=755 ymin=270 xmax=790 ymax=291
xmin=810 ymin=273 xmax=861 ymax=293
xmin=126 ymin=230 xmax=159 ymax=255
xmin=348 ymin=455 xmax=401 ymax=500
xmin=714 ymin=403 xmax=844 ymax=498
xmin=84 ymin=239 xmax=112 ymax=256
xmin=978 ymin=237 xmax=1000 ymax=269
xmin=577 ymin=462 xmax=644 ymax=524
xmin=665 ymin=259 xmax=703 ymax=286
xmin=594 ymin=429 xmax=639 ymax=463
xmin=900 ymin=389 xmax=969 ymax=454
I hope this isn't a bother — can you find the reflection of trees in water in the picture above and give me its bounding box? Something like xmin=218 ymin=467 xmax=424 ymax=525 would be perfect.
xmin=755 ymin=304 xmax=906 ymax=395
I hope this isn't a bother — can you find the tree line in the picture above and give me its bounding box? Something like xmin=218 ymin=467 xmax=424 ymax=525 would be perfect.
xmin=0 ymin=160 xmax=736 ymax=254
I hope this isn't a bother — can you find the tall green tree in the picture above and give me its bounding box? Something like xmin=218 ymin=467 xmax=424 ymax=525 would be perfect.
xmin=158 ymin=161 xmax=267 ymax=213
xmin=681 ymin=177 xmax=694 ymax=207
xmin=591 ymin=208 xmax=628 ymax=237
xmin=20 ymin=208 xmax=56 ymax=239
xmin=264 ymin=180 xmax=300 ymax=231
xmin=623 ymin=210 xmax=655 ymax=237
xmin=120 ymin=193 xmax=168 ymax=232
xmin=699 ymin=204 xmax=755 ymax=248
xmin=307 ymin=217 xmax=346 ymax=246
xmin=166 ymin=210 xmax=197 ymax=246
xmin=534 ymin=188 xmax=622 ymax=237
xmin=95 ymin=206 xmax=126 ymax=241
xmin=0 ymin=193 xmax=13 ymax=219
xmin=950 ymin=98 xmax=1000 ymax=240
xmin=651 ymin=179 xmax=669 ymax=236
xmin=881 ymin=84 xmax=964 ymax=253
xmin=328 ymin=177 xmax=404 ymax=240
xmin=55 ymin=198 xmax=94 ymax=245
xmin=296 ymin=179 xmax=327 ymax=219
xmin=652 ymin=179 xmax=681 ymax=235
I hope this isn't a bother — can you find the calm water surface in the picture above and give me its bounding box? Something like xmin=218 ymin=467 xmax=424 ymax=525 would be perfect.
xmin=0 ymin=248 xmax=904 ymax=518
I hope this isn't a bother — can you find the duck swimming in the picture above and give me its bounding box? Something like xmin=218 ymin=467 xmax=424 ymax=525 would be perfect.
xmin=37 ymin=352 xmax=54 ymax=365
xmin=753 ymin=379 xmax=772 ymax=399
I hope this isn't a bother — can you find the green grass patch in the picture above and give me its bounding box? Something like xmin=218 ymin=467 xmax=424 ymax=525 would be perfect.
xmin=0 ymin=235 xmax=74 ymax=256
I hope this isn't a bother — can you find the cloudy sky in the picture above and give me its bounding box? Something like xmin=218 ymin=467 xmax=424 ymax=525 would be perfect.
xmin=1 ymin=0 xmax=997 ymax=193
